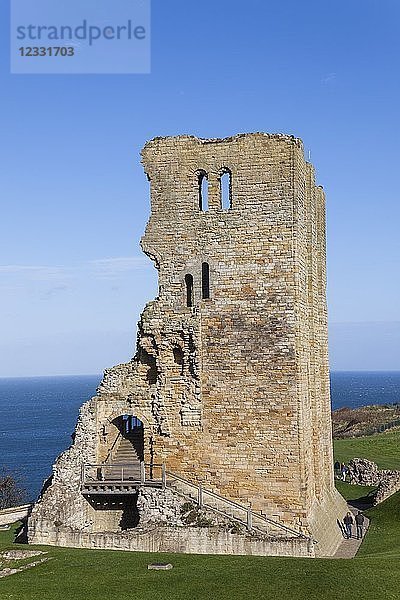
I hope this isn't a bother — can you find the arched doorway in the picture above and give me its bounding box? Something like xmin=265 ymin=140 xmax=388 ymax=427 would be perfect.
xmin=105 ymin=415 xmax=144 ymax=481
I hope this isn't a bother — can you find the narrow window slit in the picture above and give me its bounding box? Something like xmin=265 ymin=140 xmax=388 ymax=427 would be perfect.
xmin=198 ymin=171 xmax=209 ymax=211
xmin=220 ymin=169 xmax=232 ymax=210
xmin=185 ymin=274 xmax=194 ymax=307
xmin=202 ymin=262 xmax=210 ymax=299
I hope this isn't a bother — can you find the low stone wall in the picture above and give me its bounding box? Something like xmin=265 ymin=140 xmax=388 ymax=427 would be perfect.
xmin=348 ymin=458 xmax=400 ymax=505
xmin=348 ymin=458 xmax=383 ymax=486
xmin=32 ymin=524 xmax=315 ymax=558
xmin=374 ymin=472 xmax=400 ymax=504
xmin=28 ymin=480 xmax=317 ymax=557
xmin=0 ymin=504 xmax=31 ymax=526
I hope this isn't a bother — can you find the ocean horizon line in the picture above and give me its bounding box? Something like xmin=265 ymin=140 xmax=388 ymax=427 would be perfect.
xmin=1 ymin=369 xmax=400 ymax=381
xmin=1 ymin=370 xmax=399 ymax=499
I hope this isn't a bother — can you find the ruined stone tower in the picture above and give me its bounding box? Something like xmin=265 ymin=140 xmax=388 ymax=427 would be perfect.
xmin=28 ymin=134 xmax=346 ymax=557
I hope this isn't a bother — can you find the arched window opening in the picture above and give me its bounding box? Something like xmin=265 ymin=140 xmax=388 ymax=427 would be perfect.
xmin=202 ymin=262 xmax=210 ymax=299
xmin=198 ymin=171 xmax=209 ymax=211
xmin=220 ymin=169 xmax=232 ymax=210
xmin=122 ymin=414 xmax=143 ymax=435
xmin=185 ymin=274 xmax=194 ymax=307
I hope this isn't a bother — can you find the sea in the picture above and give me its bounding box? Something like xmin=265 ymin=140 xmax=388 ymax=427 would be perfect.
xmin=0 ymin=371 xmax=399 ymax=501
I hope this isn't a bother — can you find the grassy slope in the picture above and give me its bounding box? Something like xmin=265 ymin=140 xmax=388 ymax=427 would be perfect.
xmin=334 ymin=480 xmax=376 ymax=501
xmin=334 ymin=428 xmax=400 ymax=470
xmin=0 ymin=432 xmax=399 ymax=600
xmin=0 ymin=491 xmax=399 ymax=600
xmin=360 ymin=489 xmax=400 ymax=558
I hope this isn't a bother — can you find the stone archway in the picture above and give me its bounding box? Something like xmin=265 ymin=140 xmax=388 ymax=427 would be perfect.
xmin=110 ymin=415 xmax=144 ymax=462
xmin=101 ymin=408 xmax=154 ymax=474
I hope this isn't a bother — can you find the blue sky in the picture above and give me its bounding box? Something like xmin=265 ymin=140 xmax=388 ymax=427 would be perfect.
xmin=1 ymin=0 xmax=399 ymax=376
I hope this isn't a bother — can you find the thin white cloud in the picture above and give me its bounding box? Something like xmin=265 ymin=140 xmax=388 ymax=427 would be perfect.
xmin=0 ymin=265 xmax=64 ymax=274
xmin=0 ymin=265 xmax=70 ymax=282
xmin=89 ymin=257 xmax=148 ymax=277
xmin=321 ymin=72 xmax=337 ymax=85
xmin=0 ymin=257 xmax=149 ymax=283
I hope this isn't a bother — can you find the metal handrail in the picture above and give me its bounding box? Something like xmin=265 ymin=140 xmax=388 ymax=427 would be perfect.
xmin=163 ymin=478 xmax=262 ymax=534
xmin=105 ymin=432 xmax=122 ymax=463
xmin=82 ymin=463 xmax=142 ymax=485
xmin=84 ymin=462 xmax=163 ymax=471
xmin=80 ymin=462 xmax=314 ymax=542
xmin=82 ymin=462 xmax=164 ymax=486
xmin=165 ymin=471 xmax=313 ymax=541
xmin=168 ymin=472 xmax=249 ymax=512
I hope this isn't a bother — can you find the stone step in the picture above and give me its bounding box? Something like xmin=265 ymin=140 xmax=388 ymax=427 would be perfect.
xmin=116 ymin=453 xmax=140 ymax=457
xmin=166 ymin=478 xmax=295 ymax=539
xmin=112 ymin=438 xmax=143 ymax=463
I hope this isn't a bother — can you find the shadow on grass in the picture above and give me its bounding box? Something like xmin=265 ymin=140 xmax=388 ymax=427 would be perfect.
xmin=14 ymin=519 xmax=28 ymax=544
xmin=347 ymin=489 xmax=376 ymax=510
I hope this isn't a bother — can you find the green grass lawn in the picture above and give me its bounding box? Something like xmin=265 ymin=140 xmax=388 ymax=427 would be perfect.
xmin=334 ymin=428 xmax=400 ymax=470
xmin=334 ymin=480 xmax=376 ymax=501
xmin=0 ymin=489 xmax=399 ymax=600
xmin=0 ymin=432 xmax=399 ymax=600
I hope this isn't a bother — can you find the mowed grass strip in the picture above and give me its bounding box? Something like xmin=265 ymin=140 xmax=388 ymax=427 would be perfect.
xmin=0 ymin=490 xmax=399 ymax=600
xmin=334 ymin=428 xmax=400 ymax=470
xmin=0 ymin=433 xmax=398 ymax=600
xmin=360 ymin=488 xmax=400 ymax=558
xmin=335 ymin=480 xmax=376 ymax=501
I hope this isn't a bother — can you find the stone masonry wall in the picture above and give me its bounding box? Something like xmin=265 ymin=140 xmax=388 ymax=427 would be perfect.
xmin=28 ymin=133 xmax=346 ymax=556
xmin=38 ymin=525 xmax=315 ymax=558
xmin=137 ymin=134 xmax=343 ymax=529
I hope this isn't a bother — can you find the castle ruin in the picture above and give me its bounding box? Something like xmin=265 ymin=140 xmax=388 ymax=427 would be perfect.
xmin=28 ymin=133 xmax=347 ymax=557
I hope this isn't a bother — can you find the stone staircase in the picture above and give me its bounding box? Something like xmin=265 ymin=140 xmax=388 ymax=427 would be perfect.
xmin=104 ymin=433 xmax=143 ymax=481
xmin=165 ymin=472 xmax=312 ymax=541
xmin=81 ymin=458 xmax=314 ymax=543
